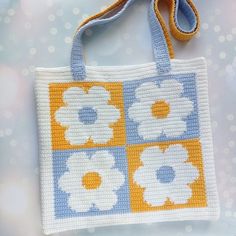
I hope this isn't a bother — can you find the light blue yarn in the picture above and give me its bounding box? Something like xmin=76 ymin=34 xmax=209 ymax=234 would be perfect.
xmin=149 ymin=0 xmax=171 ymax=74
xmin=156 ymin=166 xmax=176 ymax=184
xmin=78 ymin=107 xmax=97 ymax=125
xmin=175 ymin=0 xmax=198 ymax=32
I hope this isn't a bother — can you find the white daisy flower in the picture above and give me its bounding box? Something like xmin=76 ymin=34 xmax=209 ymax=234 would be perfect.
xmin=128 ymin=79 xmax=194 ymax=139
xmin=59 ymin=150 xmax=125 ymax=212
xmin=55 ymin=86 xmax=120 ymax=145
xmin=134 ymin=144 xmax=199 ymax=206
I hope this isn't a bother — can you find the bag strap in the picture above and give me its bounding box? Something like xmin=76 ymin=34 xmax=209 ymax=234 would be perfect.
xmin=78 ymin=0 xmax=128 ymax=29
xmin=77 ymin=0 xmax=176 ymax=59
xmin=71 ymin=0 xmax=199 ymax=81
xmin=77 ymin=0 xmax=200 ymax=59
xmin=71 ymin=0 xmax=171 ymax=81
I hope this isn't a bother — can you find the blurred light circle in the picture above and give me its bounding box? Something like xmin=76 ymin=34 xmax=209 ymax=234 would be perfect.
xmin=7 ymin=8 xmax=15 ymax=16
xmin=50 ymin=27 xmax=58 ymax=35
xmin=72 ymin=8 xmax=80 ymax=15
xmin=0 ymin=65 xmax=20 ymax=109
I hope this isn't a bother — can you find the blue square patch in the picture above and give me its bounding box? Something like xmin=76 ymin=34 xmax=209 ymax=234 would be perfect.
xmin=53 ymin=147 xmax=130 ymax=219
xmin=123 ymin=73 xmax=199 ymax=144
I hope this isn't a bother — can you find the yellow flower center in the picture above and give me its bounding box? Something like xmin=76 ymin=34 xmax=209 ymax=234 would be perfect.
xmin=151 ymin=100 xmax=170 ymax=119
xmin=82 ymin=172 xmax=102 ymax=190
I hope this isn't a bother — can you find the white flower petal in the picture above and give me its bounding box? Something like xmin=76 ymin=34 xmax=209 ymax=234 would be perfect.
xmin=164 ymin=144 xmax=189 ymax=164
xmin=140 ymin=146 xmax=164 ymax=168
xmin=128 ymin=101 xmax=152 ymax=122
xmin=96 ymin=104 xmax=120 ymax=124
xmin=65 ymin=125 xmax=90 ymax=145
xmin=90 ymin=151 xmax=115 ymax=170
xmin=143 ymin=184 xmax=168 ymax=206
xmin=100 ymin=168 xmax=125 ymax=191
xmin=68 ymin=192 xmax=93 ymax=212
xmin=174 ymin=163 xmax=199 ymax=185
xmin=58 ymin=172 xmax=76 ymax=193
xmin=169 ymin=97 xmax=194 ymax=118
xmin=162 ymin=119 xmax=187 ymax=137
xmin=66 ymin=152 xmax=90 ymax=173
xmin=135 ymin=82 xmax=161 ymax=102
xmin=59 ymin=171 xmax=87 ymax=196
xmin=94 ymin=190 xmax=118 ymax=211
xmin=133 ymin=166 xmax=157 ymax=188
xmin=55 ymin=107 xmax=81 ymax=126
xmin=137 ymin=120 xmax=163 ymax=140
xmin=160 ymin=79 xmax=184 ymax=99
xmin=90 ymin=124 xmax=113 ymax=144
xmin=87 ymin=86 xmax=111 ymax=105
xmin=168 ymin=185 xmax=192 ymax=204
xmin=63 ymin=87 xmax=86 ymax=107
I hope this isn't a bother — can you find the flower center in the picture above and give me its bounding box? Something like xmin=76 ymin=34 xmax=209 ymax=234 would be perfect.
xmin=82 ymin=172 xmax=102 ymax=190
xmin=156 ymin=166 xmax=175 ymax=183
xmin=78 ymin=107 xmax=98 ymax=125
xmin=151 ymin=100 xmax=170 ymax=119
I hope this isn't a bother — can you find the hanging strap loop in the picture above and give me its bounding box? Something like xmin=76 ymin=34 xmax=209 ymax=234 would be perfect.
xmin=77 ymin=0 xmax=200 ymax=59
xmin=167 ymin=0 xmax=200 ymax=40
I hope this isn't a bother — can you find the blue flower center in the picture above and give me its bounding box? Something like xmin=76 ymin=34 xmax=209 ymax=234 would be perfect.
xmin=156 ymin=166 xmax=175 ymax=183
xmin=78 ymin=107 xmax=98 ymax=125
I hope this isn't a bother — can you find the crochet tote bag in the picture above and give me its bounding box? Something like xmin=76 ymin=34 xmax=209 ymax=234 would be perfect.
xmin=35 ymin=0 xmax=219 ymax=234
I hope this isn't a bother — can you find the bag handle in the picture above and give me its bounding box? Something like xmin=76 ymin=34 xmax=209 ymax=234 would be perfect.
xmin=71 ymin=0 xmax=171 ymax=81
xmin=71 ymin=0 xmax=199 ymax=80
xmin=77 ymin=0 xmax=175 ymax=59
xmin=77 ymin=0 xmax=200 ymax=59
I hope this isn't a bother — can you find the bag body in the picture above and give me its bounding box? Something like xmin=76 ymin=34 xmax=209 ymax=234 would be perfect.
xmin=35 ymin=0 xmax=219 ymax=234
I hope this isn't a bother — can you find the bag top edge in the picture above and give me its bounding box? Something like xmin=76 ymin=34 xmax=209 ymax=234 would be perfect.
xmin=35 ymin=57 xmax=206 ymax=73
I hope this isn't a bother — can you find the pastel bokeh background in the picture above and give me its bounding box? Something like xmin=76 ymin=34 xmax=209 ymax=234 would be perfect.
xmin=0 ymin=0 xmax=236 ymax=235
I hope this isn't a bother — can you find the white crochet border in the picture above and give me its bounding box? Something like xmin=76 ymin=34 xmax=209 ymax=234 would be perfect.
xmin=35 ymin=57 xmax=220 ymax=235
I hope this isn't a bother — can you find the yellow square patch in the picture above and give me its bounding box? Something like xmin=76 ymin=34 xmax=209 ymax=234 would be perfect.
xmin=126 ymin=139 xmax=207 ymax=212
xmin=49 ymin=82 xmax=126 ymax=150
